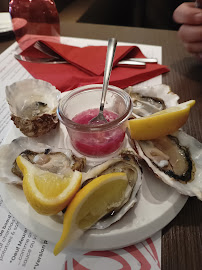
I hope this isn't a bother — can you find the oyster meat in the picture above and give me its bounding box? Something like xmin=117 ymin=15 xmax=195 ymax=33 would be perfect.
xmin=6 ymin=79 xmax=61 ymax=137
xmin=0 ymin=137 xmax=86 ymax=186
xmin=125 ymin=84 xmax=179 ymax=118
xmin=134 ymin=130 xmax=202 ymax=200
xmin=81 ymin=150 xmax=142 ymax=229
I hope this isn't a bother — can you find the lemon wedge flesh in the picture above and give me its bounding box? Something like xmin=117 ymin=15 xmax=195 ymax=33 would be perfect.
xmin=16 ymin=156 xmax=82 ymax=215
xmin=54 ymin=172 xmax=128 ymax=255
xmin=129 ymin=100 xmax=195 ymax=140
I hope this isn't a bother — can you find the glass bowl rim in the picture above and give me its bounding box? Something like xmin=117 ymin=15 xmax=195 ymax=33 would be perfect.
xmin=57 ymin=84 xmax=133 ymax=132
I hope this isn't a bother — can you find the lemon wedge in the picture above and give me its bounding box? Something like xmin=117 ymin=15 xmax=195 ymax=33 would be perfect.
xmin=129 ymin=100 xmax=195 ymax=140
xmin=16 ymin=156 xmax=82 ymax=215
xmin=54 ymin=172 xmax=128 ymax=255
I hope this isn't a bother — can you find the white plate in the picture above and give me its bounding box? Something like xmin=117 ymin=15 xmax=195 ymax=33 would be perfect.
xmin=0 ymin=12 xmax=13 ymax=35
xmin=0 ymin=124 xmax=188 ymax=251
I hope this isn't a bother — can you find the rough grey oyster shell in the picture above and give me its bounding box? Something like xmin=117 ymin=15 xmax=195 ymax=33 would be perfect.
xmin=6 ymin=79 xmax=61 ymax=137
xmin=0 ymin=137 xmax=86 ymax=186
xmin=81 ymin=150 xmax=142 ymax=229
xmin=134 ymin=130 xmax=202 ymax=200
xmin=125 ymin=84 xmax=179 ymax=118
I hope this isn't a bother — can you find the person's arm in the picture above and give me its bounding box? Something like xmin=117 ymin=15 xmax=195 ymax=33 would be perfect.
xmin=173 ymin=2 xmax=202 ymax=59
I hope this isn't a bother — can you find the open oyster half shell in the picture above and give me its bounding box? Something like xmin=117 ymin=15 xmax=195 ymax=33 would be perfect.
xmin=125 ymin=84 xmax=179 ymax=118
xmin=0 ymin=137 xmax=86 ymax=186
xmin=133 ymin=130 xmax=202 ymax=200
xmin=82 ymin=150 xmax=142 ymax=229
xmin=6 ymin=79 xmax=61 ymax=137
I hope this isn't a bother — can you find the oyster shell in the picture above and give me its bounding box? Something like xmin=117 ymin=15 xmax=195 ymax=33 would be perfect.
xmin=0 ymin=137 xmax=86 ymax=186
xmin=82 ymin=150 xmax=142 ymax=229
xmin=6 ymin=79 xmax=61 ymax=137
xmin=125 ymin=84 xmax=179 ymax=118
xmin=134 ymin=130 xmax=202 ymax=200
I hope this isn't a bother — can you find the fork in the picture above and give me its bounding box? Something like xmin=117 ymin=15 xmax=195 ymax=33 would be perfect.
xmin=34 ymin=41 xmax=65 ymax=60
xmin=14 ymin=54 xmax=67 ymax=64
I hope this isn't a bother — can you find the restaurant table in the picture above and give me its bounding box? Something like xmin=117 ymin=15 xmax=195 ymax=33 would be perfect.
xmin=0 ymin=22 xmax=202 ymax=270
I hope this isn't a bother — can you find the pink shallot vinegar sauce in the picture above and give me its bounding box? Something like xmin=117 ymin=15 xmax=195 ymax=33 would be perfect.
xmin=71 ymin=108 xmax=125 ymax=156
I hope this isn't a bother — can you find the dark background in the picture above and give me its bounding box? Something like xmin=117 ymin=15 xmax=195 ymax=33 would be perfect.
xmin=1 ymin=0 xmax=191 ymax=30
xmin=77 ymin=0 xmax=191 ymax=30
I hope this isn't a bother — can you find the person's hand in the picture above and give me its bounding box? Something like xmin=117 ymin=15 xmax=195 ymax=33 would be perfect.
xmin=173 ymin=2 xmax=202 ymax=59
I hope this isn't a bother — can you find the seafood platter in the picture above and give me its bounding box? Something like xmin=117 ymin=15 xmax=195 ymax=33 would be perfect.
xmin=0 ymin=79 xmax=201 ymax=254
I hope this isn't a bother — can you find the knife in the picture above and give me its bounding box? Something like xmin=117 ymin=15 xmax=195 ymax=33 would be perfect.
xmin=15 ymin=54 xmax=156 ymax=68
xmin=15 ymin=54 xmax=146 ymax=67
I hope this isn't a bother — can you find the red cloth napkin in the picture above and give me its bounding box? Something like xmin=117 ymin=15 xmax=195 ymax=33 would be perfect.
xmin=18 ymin=41 xmax=169 ymax=92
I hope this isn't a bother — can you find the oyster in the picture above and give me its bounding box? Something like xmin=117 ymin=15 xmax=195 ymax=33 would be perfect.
xmin=0 ymin=137 xmax=86 ymax=186
xmin=125 ymin=84 xmax=179 ymax=118
xmin=133 ymin=130 xmax=202 ymax=200
xmin=6 ymin=79 xmax=61 ymax=137
xmin=81 ymin=150 xmax=142 ymax=229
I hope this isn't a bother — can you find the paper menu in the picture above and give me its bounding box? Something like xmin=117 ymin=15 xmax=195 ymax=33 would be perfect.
xmin=0 ymin=37 xmax=162 ymax=269
xmin=0 ymin=192 xmax=161 ymax=269
xmin=0 ymin=42 xmax=32 ymax=145
xmin=0 ymin=194 xmax=66 ymax=270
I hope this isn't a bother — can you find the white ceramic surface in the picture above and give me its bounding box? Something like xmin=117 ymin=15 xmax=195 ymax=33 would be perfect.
xmin=0 ymin=12 xmax=13 ymax=34
xmin=0 ymin=123 xmax=188 ymax=251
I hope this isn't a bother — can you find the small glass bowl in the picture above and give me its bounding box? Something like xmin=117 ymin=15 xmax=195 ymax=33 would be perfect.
xmin=57 ymin=84 xmax=133 ymax=157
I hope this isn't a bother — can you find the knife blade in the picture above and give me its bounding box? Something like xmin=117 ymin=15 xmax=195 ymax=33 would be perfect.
xmin=117 ymin=60 xmax=146 ymax=68
xmin=126 ymin=58 xmax=158 ymax=63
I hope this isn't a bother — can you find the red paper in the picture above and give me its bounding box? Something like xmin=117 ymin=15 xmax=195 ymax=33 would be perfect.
xmin=19 ymin=41 xmax=169 ymax=92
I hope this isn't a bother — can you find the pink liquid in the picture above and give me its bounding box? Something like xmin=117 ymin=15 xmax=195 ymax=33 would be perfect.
xmin=71 ymin=109 xmax=125 ymax=156
xmin=72 ymin=108 xmax=119 ymax=124
xmin=9 ymin=0 xmax=60 ymax=50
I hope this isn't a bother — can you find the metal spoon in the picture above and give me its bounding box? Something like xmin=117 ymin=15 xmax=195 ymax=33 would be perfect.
xmin=89 ymin=38 xmax=117 ymax=124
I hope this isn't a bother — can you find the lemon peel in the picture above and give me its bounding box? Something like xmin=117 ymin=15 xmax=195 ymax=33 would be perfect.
xmin=54 ymin=172 xmax=128 ymax=255
xmin=129 ymin=100 xmax=195 ymax=140
xmin=16 ymin=156 xmax=82 ymax=215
